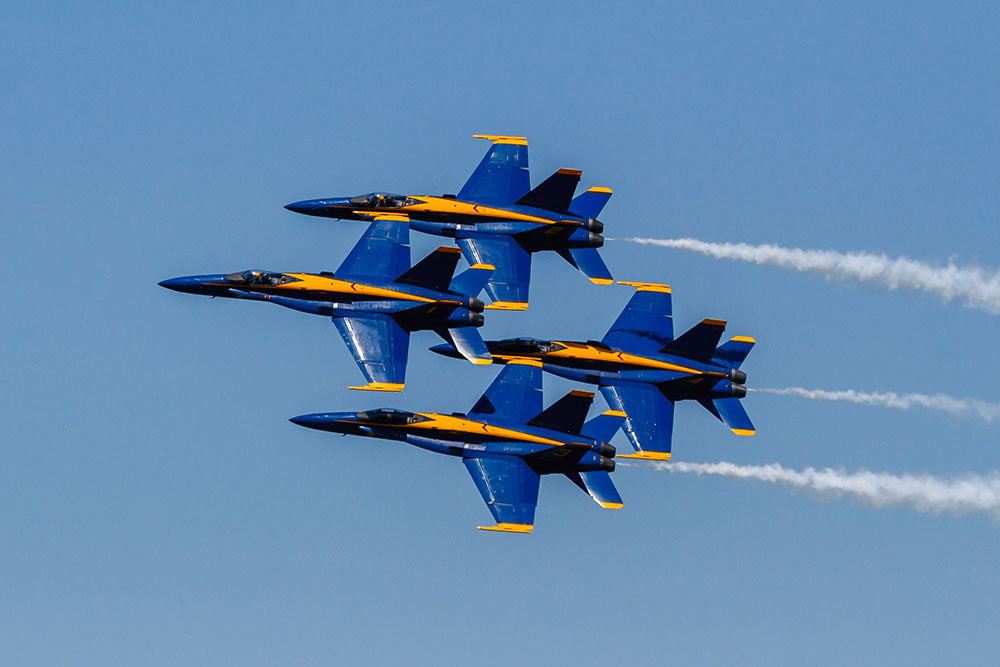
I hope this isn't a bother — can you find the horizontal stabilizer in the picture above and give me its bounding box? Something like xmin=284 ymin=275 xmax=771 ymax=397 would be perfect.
xmin=449 ymin=262 xmax=495 ymax=297
xmin=394 ymin=246 xmax=461 ymax=291
xmin=568 ymin=187 xmax=612 ymax=219
xmin=708 ymin=397 xmax=756 ymax=436
xmin=435 ymin=328 xmax=492 ymax=365
xmin=556 ymin=247 xmax=613 ymax=285
xmin=527 ymin=389 xmax=594 ymax=434
xmin=580 ymin=409 xmax=627 ymax=442
xmin=713 ymin=336 xmax=755 ymax=369
xmin=565 ymin=470 xmax=623 ymax=509
xmin=515 ymin=168 xmax=581 ymax=213
xmin=663 ymin=319 xmax=727 ymax=362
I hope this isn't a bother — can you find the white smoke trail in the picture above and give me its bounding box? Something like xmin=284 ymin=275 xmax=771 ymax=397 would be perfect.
xmin=637 ymin=460 xmax=1000 ymax=518
xmin=752 ymin=387 xmax=1000 ymax=423
xmin=613 ymin=237 xmax=1000 ymax=314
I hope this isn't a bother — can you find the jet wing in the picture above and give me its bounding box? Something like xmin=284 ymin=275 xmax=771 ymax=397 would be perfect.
xmin=335 ymin=216 xmax=410 ymax=283
xmin=457 ymin=135 xmax=530 ymax=206
xmin=332 ymin=313 xmax=409 ymax=391
xmin=464 ymin=456 xmax=539 ymax=532
xmin=600 ymin=383 xmax=674 ymax=460
xmin=601 ymin=282 xmax=674 ymax=355
xmin=456 ymin=235 xmax=531 ymax=309
xmin=468 ymin=362 xmax=543 ymax=423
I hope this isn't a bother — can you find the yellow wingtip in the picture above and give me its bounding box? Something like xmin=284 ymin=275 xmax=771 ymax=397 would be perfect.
xmin=731 ymin=429 xmax=756 ymax=436
xmin=617 ymin=451 xmax=672 ymax=461
xmin=599 ymin=501 xmax=624 ymax=510
xmin=589 ymin=277 xmax=614 ymax=285
xmin=616 ymin=281 xmax=671 ymax=293
xmin=472 ymin=358 xmax=494 ymax=366
xmin=477 ymin=523 xmax=533 ymax=533
xmin=348 ymin=382 xmax=405 ymax=392
xmin=484 ymin=301 xmax=529 ymax=311
xmin=602 ymin=409 xmax=628 ymax=418
xmin=472 ymin=134 xmax=528 ymax=146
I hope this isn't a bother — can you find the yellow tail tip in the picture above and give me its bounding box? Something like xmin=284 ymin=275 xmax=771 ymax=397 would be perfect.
xmin=472 ymin=358 xmax=494 ymax=366
xmin=472 ymin=134 xmax=528 ymax=146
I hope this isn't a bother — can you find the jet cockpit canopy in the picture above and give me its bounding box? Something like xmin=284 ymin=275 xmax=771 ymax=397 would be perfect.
xmin=494 ymin=338 xmax=565 ymax=354
xmin=224 ymin=270 xmax=297 ymax=286
xmin=348 ymin=193 xmax=417 ymax=209
xmin=355 ymin=409 xmax=428 ymax=425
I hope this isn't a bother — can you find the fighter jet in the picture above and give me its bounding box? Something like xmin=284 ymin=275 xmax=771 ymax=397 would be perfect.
xmin=290 ymin=362 xmax=626 ymax=533
xmin=159 ymin=216 xmax=493 ymax=392
xmin=431 ymin=282 xmax=755 ymax=460
xmin=284 ymin=135 xmax=613 ymax=310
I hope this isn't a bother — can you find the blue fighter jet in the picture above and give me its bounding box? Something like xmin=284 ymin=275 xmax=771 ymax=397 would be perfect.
xmin=159 ymin=217 xmax=494 ymax=392
xmin=284 ymin=135 xmax=614 ymax=310
xmin=431 ymin=282 xmax=755 ymax=460
xmin=290 ymin=362 xmax=627 ymax=533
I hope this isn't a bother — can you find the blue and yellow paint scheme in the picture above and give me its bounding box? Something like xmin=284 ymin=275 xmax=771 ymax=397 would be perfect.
xmin=160 ymin=217 xmax=495 ymax=392
xmin=290 ymin=362 xmax=626 ymax=533
xmin=430 ymin=282 xmax=756 ymax=460
xmin=284 ymin=135 xmax=614 ymax=309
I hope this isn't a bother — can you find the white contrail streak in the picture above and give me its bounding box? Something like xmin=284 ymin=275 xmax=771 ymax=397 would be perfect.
xmin=613 ymin=237 xmax=1000 ymax=313
xmin=637 ymin=460 xmax=1000 ymax=518
xmin=752 ymin=387 xmax=1000 ymax=422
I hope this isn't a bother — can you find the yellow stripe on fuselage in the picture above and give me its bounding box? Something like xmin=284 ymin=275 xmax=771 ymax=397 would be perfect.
xmin=275 ymin=273 xmax=439 ymax=303
xmin=493 ymin=343 xmax=724 ymax=376
xmin=409 ymin=413 xmax=565 ymax=446
xmin=403 ymin=197 xmax=568 ymax=224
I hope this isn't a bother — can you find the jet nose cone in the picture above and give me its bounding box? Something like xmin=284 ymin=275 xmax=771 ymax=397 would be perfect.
xmin=289 ymin=413 xmax=334 ymax=430
xmin=158 ymin=276 xmax=201 ymax=293
xmin=285 ymin=199 xmax=325 ymax=215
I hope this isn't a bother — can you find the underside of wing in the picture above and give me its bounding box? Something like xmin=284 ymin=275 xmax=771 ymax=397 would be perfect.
xmin=335 ymin=217 xmax=410 ymax=283
xmin=457 ymin=135 xmax=530 ymax=206
xmin=600 ymin=382 xmax=674 ymax=460
xmin=464 ymin=455 xmax=540 ymax=532
xmin=601 ymin=283 xmax=674 ymax=355
xmin=468 ymin=362 xmax=543 ymax=424
xmin=332 ymin=313 xmax=409 ymax=391
xmin=456 ymin=235 xmax=531 ymax=309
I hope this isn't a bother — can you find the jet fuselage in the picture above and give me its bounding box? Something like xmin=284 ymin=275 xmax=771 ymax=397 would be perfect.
xmin=290 ymin=409 xmax=616 ymax=473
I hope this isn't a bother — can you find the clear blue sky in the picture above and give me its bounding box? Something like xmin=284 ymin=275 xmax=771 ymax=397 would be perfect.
xmin=3 ymin=2 xmax=999 ymax=664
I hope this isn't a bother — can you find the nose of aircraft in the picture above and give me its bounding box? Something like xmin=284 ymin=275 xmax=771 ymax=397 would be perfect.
xmin=428 ymin=343 xmax=462 ymax=359
xmin=285 ymin=199 xmax=332 ymax=215
xmin=289 ymin=412 xmax=355 ymax=432
xmin=158 ymin=276 xmax=205 ymax=294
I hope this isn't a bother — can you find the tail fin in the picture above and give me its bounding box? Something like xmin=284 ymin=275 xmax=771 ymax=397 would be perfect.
xmin=556 ymin=247 xmax=613 ymax=285
xmin=662 ymin=319 xmax=727 ymax=362
xmin=568 ymin=187 xmax=612 ymax=219
xmin=394 ymin=246 xmax=461 ymax=291
xmin=449 ymin=262 xmax=495 ymax=297
xmin=435 ymin=328 xmax=492 ymax=365
xmin=527 ymin=389 xmax=594 ymax=434
xmin=699 ymin=397 xmax=756 ymax=436
xmin=565 ymin=471 xmax=623 ymax=509
xmin=712 ymin=336 xmax=755 ymax=368
xmin=580 ymin=409 xmax=627 ymax=442
xmin=515 ymin=168 xmax=581 ymax=213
